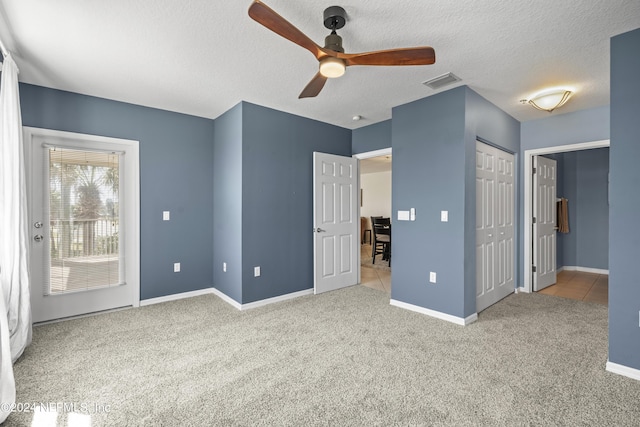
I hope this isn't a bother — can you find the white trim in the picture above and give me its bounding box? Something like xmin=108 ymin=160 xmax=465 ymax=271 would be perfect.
xmin=23 ymin=126 xmax=141 ymax=321
xmin=390 ymin=299 xmax=478 ymax=326
xmin=353 ymin=147 xmax=392 ymax=290
xmin=241 ymin=289 xmax=314 ymax=310
xmin=139 ymin=288 xmax=215 ymax=306
xmin=523 ymin=139 xmax=610 ymax=293
xmin=606 ymin=361 xmax=640 ymax=382
xmin=211 ymin=288 xmax=242 ymax=310
xmin=34 ymin=306 xmax=132 ymax=325
xmin=561 ymin=266 xmax=609 ymax=275
xmin=211 ymin=287 xmax=314 ymax=311
xmin=353 ymin=147 xmax=392 ymax=160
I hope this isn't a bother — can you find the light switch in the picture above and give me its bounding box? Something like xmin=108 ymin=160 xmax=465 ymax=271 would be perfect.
xmin=254 ymin=266 xmax=261 ymax=277
xmin=163 ymin=211 xmax=170 ymax=221
xmin=410 ymin=208 xmax=416 ymax=221
xmin=174 ymin=262 xmax=180 ymax=272
xmin=429 ymin=272 xmax=436 ymax=283
xmin=441 ymin=210 xmax=448 ymax=222
xmin=398 ymin=210 xmax=410 ymax=221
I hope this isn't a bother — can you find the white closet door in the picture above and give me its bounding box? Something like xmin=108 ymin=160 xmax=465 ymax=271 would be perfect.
xmin=476 ymin=141 xmax=515 ymax=312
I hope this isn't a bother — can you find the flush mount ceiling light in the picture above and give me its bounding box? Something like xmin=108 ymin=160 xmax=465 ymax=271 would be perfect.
xmin=521 ymin=87 xmax=574 ymax=112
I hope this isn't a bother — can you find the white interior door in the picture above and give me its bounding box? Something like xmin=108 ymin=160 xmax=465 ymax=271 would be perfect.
xmin=25 ymin=128 xmax=140 ymax=323
xmin=476 ymin=141 xmax=515 ymax=312
xmin=533 ymin=155 xmax=557 ymax=291
xmin=313 ymin=152 xmax=358 ymax=294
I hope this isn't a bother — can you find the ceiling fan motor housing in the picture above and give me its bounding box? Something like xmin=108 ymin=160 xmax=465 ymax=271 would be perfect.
xmin=325 ymin=33 xmax=344 ymax=53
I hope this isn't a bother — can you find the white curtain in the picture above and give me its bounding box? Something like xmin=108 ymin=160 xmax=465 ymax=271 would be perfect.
xmin=0 ymin=53 xmax=32 ymax=423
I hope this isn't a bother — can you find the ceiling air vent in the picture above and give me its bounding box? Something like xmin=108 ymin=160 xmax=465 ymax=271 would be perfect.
xmin=423 ymin=72 xmax=461 ymax=90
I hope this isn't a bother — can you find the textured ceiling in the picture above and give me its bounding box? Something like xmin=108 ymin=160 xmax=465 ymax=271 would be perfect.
xmin=1 ymin=1 xmax=639 ymax=129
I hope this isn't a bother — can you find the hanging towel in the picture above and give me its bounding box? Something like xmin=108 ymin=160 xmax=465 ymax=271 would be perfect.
xmin=557 ymin=198 xmax=570 ymax=233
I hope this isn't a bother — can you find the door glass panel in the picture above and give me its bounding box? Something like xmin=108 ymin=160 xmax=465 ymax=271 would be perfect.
xmin=48 ymin=147 xmax=122 ymax=294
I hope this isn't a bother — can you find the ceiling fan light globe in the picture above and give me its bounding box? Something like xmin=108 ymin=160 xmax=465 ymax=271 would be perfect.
xmin=319 ymin=57 xmax=345 ymax=78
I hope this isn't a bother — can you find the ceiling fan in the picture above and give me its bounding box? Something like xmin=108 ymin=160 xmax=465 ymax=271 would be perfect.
xmin=248 ymin=0 xmax=436 ymax=98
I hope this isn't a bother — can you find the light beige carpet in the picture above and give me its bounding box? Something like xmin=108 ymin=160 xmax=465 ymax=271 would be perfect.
xmin=7 ymin=286 xmax=640 ymax=426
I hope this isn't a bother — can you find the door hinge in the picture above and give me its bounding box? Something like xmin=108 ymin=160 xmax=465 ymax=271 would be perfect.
xmin=532 ymin=217 xmax=536 ymax=224
xmin=533 ymin=167 xmax=537 ymax=174
xmin=532 ymin=266 xmax=537 ymax=272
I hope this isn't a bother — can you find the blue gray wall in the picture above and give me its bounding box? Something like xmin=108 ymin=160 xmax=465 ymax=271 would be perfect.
xmin=212 ymin=103 xmax=243 ymax=302
xmin=212 ymin=102 xmax=352 ymax=304
xmin=352 ymin=119 xmax=391 ymax=154
xmin=520 ymin=106 xmax=609 ymax=284
xmin=391 ymin=86 xmax=519 ymax=318
xmin=391 ymin=87 xmax=467 ymax=317
xmin=552 ymin=149 xmax=609 ymax=270
xmin=463 ymin=88 xmax=520 ymax=315
xmin=609 ymin=27 xmax=640 ymax=370
xmin=240 ymin=102 xmax=351 ymax=303
xmin=20 ymin=83 xmax=215 ymax=300
xmin=574 ymin=149 xmax=609 ymax=270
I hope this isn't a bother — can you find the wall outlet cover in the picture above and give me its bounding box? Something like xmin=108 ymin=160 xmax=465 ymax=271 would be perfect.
xmin=254 ymin=266 xmax=261 ymax=277
xmin=429 ymin=272 xmax=436 ymax=283
xmin=174 ymin=262 xmax=181 ymax=273
xmin=163 ymin=211 xmax=170 ymax=221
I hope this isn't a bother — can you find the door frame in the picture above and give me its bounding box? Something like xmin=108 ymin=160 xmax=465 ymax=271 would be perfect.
xmin=352 ymin=147 xmax=393 ymax=286
xmin=24 ymin=126 xmax=141 ymax=315
xmin=522 ymin=139 xmax=609 ymax=293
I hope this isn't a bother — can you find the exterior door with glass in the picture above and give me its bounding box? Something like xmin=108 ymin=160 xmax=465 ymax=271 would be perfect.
xmin=25 ymin=128 xmax=140 ymax=323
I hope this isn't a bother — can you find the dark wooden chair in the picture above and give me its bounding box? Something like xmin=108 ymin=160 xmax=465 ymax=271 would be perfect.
xmin=371 ymin=217 xmax=391 ymax=265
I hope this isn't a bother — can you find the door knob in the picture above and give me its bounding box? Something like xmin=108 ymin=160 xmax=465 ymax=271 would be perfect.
xmin=34 ymin=235 xmax=44 ymax=242
xmin=34 ymin=221 xmax=43 ymax=228
xmin=315 ymin=228 xmax=326 ymax=233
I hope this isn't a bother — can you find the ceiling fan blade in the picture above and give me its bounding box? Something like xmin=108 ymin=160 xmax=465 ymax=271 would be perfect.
xmin=340 ymin=47 xmax=436 ymax=67
xmin=249 ymin=0 xmax=326 ymax=60
xmin=299 ymin=73 xmax=328 ymax=98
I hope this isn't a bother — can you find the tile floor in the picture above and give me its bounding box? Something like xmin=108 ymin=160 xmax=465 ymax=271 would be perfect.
xmin=360 ymin=266 xmax=391 ymax=294
xmin=359 ymin=256 xmax=608 ymax=307
xmin=360 ymin=243 xmax=391 ymax=294
xmin=537 ymin=270 xmax=608 ymax=306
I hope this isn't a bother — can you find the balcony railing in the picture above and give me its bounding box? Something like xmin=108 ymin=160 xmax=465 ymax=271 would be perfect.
xmin=49 ymin=218 xmax=119 ymax=259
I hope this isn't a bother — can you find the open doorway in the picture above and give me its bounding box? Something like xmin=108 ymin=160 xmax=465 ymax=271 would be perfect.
xmin=523 ymin=139 xmax=610 ymax=306
xmin=354 ymin=148 xmax=392 ymax=294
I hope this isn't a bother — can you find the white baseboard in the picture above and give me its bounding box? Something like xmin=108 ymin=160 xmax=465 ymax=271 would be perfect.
xmin=211 ymin=287 xmax=314 ymax=311
xmin=210 ymin=287 xmax=242 ymax=309
xmin=140 ymin=288 xmax=215 ymax=306
xmin=606 ymin=361 xmax=640 ymax=382
xmin=562 ymin=266 xmax=609 ymax=275
xmin=517 ymin=286 xmax=529 ymax=293
xmin=390 ymin=299 xmax=477 ymax=326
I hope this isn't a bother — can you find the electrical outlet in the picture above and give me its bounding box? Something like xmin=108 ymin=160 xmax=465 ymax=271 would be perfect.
xmin=254 ymin=266 xmax=261 ymax=277
xmin=163 ymin=211 xmax=170 ymax=221
xmin=441 ymin=210 xmax=448 ymax=222
xmin=223 ymin=262 xmax=227 ymax=272
xmin=429 ymin=272 xmax=436 ymax=283
xmin=174 ymin=262 xmax=181 ymax=273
